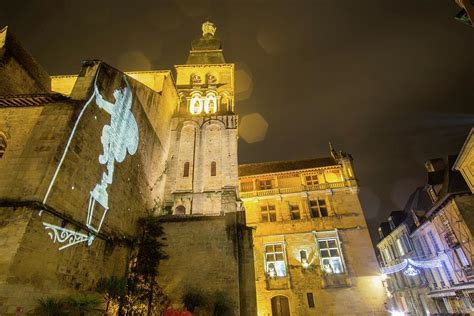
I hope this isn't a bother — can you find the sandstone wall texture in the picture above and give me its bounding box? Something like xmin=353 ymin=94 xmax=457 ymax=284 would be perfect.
xmin=0 ymin=56 xmax=177 ymax=314
xmin=156 ymin=212 xmax=256 ymax=315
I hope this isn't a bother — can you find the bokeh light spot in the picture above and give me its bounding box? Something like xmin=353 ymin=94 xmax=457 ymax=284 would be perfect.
xmin=235 ymin=62 xmax=253 ymax=101
xmin=239 ymin=113 xmax=268 ymax=144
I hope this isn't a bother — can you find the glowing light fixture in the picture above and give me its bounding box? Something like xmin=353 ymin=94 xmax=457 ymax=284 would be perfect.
xmin=190 ymin=94 xmax=203 ymax=114
xmin=204 ymin=93 xmax=217 ymax=113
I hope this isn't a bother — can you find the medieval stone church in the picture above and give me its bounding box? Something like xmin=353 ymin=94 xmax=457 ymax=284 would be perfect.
xmin=0 ymin=22 xmax=385 ymax=315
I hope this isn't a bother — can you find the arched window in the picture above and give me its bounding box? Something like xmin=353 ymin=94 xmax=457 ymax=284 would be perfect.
xmin=211 ymin=161 xmax=216 ymax=176
xmin=183 ymin=162 xmax=190 ymax=177
xmin=0 ymin=132 xmax=7 ymax=159
xmin=174 ymin=205 xmax=186 ymax=215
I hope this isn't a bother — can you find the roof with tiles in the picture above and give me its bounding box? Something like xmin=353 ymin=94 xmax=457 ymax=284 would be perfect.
xmin=0 ymin=93 xmax=69 ymax=107
xmin=238 ymin=157 xmax=338 ymax=177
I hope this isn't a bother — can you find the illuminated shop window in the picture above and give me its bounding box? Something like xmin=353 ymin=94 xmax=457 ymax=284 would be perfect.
xmin=258 ymin=179 xmax=272 ymax=190
xmin=290 ymin=204 xmax=300 ymax=220
xmin=183 ymin=162 xmax=190 ymax=177
xmin=318 ymin=239 xmax=344 ymax=274
xmin=261 ymin=205 xmax=276 ymax=222
xmin=265 ymin=243 xmax=287 ymax=277
xmin=305 ymin=175 xmax=319 ymax=185
xmin=309 ymin=199 xmax=328 ymax=218
xmin=0 ymin=133 xmax=6 ymax=159
xmin=211 ymin=161 xmax=216 ymax=176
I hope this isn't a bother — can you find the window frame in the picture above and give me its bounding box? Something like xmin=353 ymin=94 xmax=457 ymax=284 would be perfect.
xmin=317 ymin=237 xmax=345 ymax=274
xmin=264 ymin=243 xmax=287 ymax=278
xmin=289 ymin=203 xmax=301 ymax=220
xmin=309 ymin=198 xmax=328 ymax=218
xmin=210 ymin=161 xmax=217 ymax=176
xmin=261 ymin=204 xmax=277 ymax=222
xmin=258 ymin=179 xmax=273 ymax=190
xmin=305 ymin=174 xmax=319 ymax=186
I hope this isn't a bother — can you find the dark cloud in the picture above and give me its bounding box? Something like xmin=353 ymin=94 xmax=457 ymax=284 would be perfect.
xmin=3 ymin=0 xmax=474 ymax=244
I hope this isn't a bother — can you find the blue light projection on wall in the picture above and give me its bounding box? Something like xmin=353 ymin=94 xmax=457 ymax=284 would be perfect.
xmin=43 ymin=72 xmax=139 ymax=250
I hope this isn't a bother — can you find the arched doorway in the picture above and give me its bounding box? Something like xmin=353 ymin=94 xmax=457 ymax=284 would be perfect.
xmin=271 ymin=296 xmax=290 ymax=316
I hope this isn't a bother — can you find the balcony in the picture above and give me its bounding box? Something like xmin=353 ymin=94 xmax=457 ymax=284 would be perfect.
xmin=240 ymin=181 xmax=355 ymax=199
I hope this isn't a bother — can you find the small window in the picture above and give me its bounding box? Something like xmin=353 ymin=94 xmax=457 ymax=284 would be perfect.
xmin=307 ymin=293 xmax=315 ymax=308
xmin=211 ymin=161 xmax=216 ymax=176
xmin=290 ymin=204 xmax=300 ymax=220
xmin=300 ymin=250 xmax=308 ymax=261
xmin=261 ymin=205 xmax=276 ymax=222
xmin=259 ymin=179 xmax=273 ymax=190
xmin=183 ymin=162 xmax=190 ymax=177
xmin=309 ymin=199 xmax=328 ymax=218
xmin=305 ymin=175 xmax=319 ymax=186
xmin=0 ymin=133 xmax=7 ymax=159
xmin=174 ymin=205 xmax=186 ymax=215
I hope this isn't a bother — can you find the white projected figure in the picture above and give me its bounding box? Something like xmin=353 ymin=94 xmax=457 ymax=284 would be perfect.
xmin=86 ymin=77 xmax=139 ymax=244
xmin=43 ymin=74 xmax=139 ymax=250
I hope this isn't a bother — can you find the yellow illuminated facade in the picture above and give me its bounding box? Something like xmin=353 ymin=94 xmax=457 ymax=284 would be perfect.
xmin=239 ymin=147 xmax=386 ymax=315
xmin=454 ymin=128 xmax=474 ymax=193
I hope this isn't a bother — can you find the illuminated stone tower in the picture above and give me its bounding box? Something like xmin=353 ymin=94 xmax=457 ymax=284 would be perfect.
xmin=163 ymin=21 xmax=238 ymax=215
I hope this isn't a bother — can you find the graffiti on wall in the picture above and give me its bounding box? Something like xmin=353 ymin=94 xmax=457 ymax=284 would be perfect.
xmin=43 ymin=70 xmax=139 ymax=250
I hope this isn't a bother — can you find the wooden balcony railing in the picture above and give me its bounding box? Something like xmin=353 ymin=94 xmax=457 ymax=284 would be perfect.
xmin=239 ymin=181 xmax=355 ymax=199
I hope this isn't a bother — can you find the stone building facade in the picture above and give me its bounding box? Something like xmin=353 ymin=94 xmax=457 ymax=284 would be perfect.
xmin=0 ymin=22 xmax=256 ymax=315
xmin=377 ymin=155 xmax=474 ymax=315
xmin=238 ymin=147 xmax=386 ymax=315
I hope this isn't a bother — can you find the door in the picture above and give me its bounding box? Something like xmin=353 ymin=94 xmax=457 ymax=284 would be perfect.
xmin=271 ymin=296 xmax=290 ymax=316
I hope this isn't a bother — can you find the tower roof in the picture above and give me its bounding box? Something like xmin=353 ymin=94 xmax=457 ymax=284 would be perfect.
xmin=186 ymin=21 xmax=226 ymax=64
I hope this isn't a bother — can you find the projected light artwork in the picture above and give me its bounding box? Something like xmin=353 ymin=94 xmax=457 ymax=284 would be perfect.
xmin=43 ymin=71 xmax=139 ymax=250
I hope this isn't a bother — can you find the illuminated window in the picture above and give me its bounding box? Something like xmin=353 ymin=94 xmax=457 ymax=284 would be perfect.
xmin=265 ymin=243 xmax=287 ymax=277
xmin=318 ymin=239 xmax=344 ymax=274
xmin=290 ymin=204 xmax=300 ymax=220
xmin=189 ymin=94 xmax=203 ymax=114
xmin=204 ymin=93 xmax=218 ymax=113
xmin=307 ymin=293 xmax=315 ymax=308
xmin=211 ymin=161 xmax=216 ymax=176
xmin=396 ymin=238 xmax=405 ymax=256
xmin=261 ymin=205 xmax=276 ymax=222
xmin=183 ymin=162 xmax=190 ymax=177
xmin=305 ymin=175 xmax=319 ymax=185
xmin=259 ymin=179 xmax=273 ymax=190
xmin=309 ymin=199 xmax=328 ymax=217
xmin=0 ymin=133 xmax=6 ymax=159
xmin=454 ymin=247 xmax=470 ymax=267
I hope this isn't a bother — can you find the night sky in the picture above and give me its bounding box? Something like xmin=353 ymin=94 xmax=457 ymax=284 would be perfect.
xmin=2 ymin=0 xmax=474 ymax=243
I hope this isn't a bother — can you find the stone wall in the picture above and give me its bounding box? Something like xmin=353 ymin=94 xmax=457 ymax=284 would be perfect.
xmin=0 ymin=61 xmax=178 ymax=314
xmin=156 ymin=212 xmax=256 ymax=315
xmin=0 ymin=27 xmax=51 ymax=95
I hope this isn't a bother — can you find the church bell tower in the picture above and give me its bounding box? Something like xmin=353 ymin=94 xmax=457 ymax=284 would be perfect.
xmin=163 ymin=21 xmax=238 ymax=216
